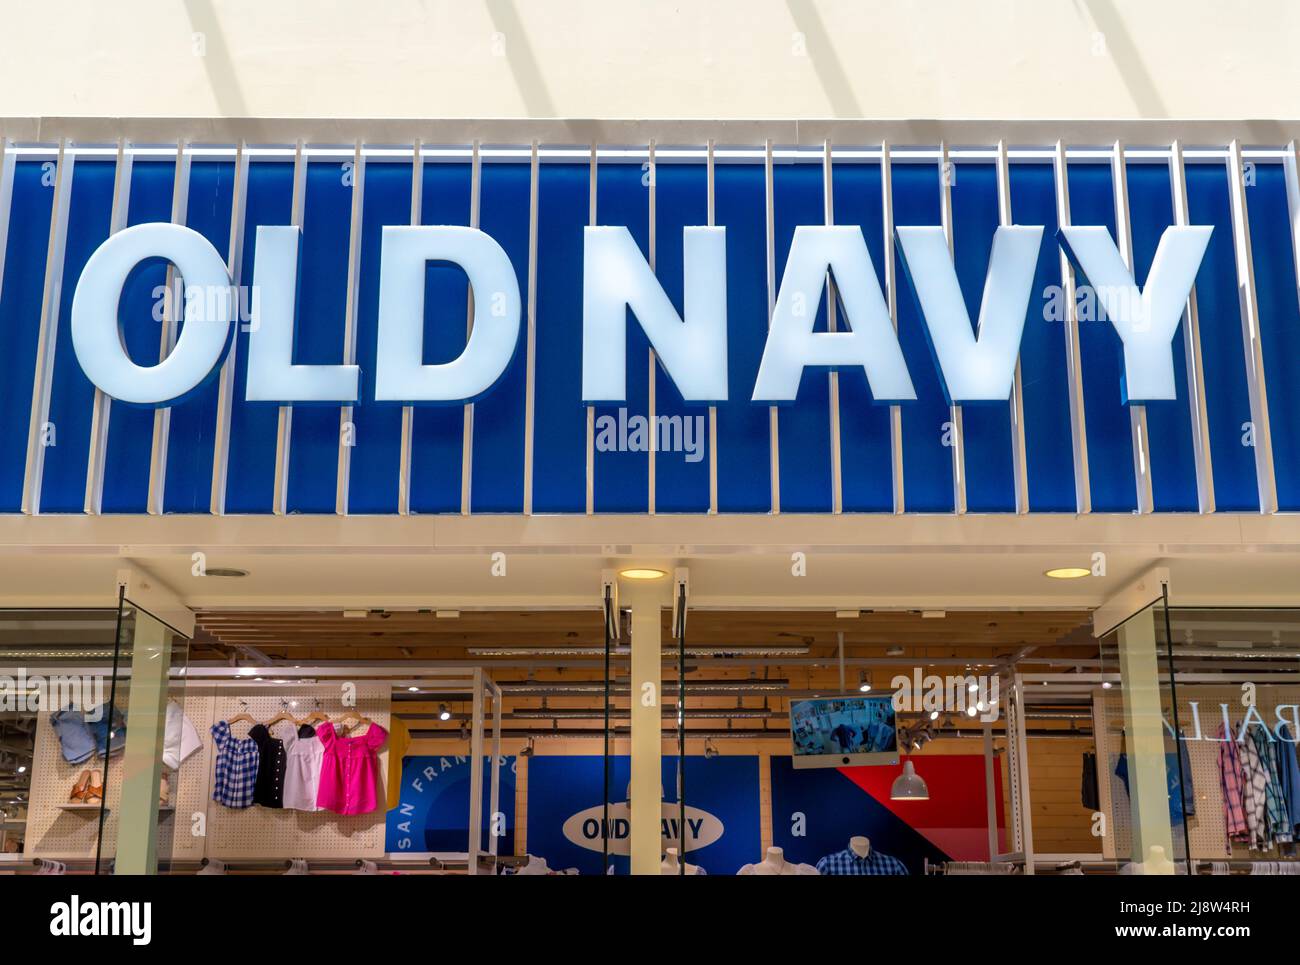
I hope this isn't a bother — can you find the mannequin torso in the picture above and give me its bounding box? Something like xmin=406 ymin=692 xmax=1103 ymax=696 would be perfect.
xmin=738 ymin=846 xmax=820 ymax=876
xmin=661 ymin=847 xmax=705 ymax=875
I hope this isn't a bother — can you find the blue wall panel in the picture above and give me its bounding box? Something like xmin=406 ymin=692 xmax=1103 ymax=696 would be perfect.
xmin=1126 ymin=163 xmax=1199 ymax=512
xmin=652 ymin=163 xmax=711 ymax=513
xmin=531 ymin=162 xmax=589 ymax=513
xmin=772 ymin=162 xmax=833 ymax=513
xmin=1066 ymin=162 xmax=1138 ymax=512
xmin=39 ymin=161 xmax=114 ymax=512
xmin=101 ymin=161 xmax=176 ymax=512
xmin=892 ymin=162 xmax=953 ymax=513
xmin=593 ymin=162 xmax=650 ymax=513
xmin=1008 ymin=162 xmax=1077 ymax=512
xmin=1185 ymin=162 xmax=1258 ymax=511
xmin=408 ymin=162 xmax=471 ymax=514
xmin=950 ymin=162 xmax=1016 ymax=512
xmin=830 ymin=161 xmax=893 ymax=512
xmin=714 ymin=163 xmax=771 ymax=513
xmin=285 ymin=162 xmax=353 ymax=513
xmin=0 ymin=161 xmax=54 ymax=511
xmin=163 ymin=160 xmax=234 ymax=513
xmin=1246 ymin=163 xmax=1300 ymax=510
xmin=470 ymin=163 xmax=530 ymax=513
xmin=347 ymin=162 xmax=412 ymax=514
xmin=225 ymin=161 xmax=294 ymax=513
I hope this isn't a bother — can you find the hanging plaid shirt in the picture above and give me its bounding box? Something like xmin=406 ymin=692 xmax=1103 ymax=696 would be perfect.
xmin=211 ymin=720 xmax=260 ymax=808
xmin=1252 ymin=726 xmax=1293 ymax=845
xmin=1218 ymin=723 xmax=1248 ymax=840
xmin=815 ymin=848 xmax=909 ymax=876
xmin=1239 ymin=724 xmax=1270 ymax=850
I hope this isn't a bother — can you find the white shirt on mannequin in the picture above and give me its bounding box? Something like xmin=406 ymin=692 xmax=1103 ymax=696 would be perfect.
xmin=737 ymin=846 xmax=819 ymax=875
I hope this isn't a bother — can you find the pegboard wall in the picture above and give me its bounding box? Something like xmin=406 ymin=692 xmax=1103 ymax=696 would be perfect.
xmin=1096 ymin=684 xmax=1300 ymax=862
xmin=24 ymin=689 xmax=182 ymax=861
xmin=26 ymin=682 xmax=391 ymax=864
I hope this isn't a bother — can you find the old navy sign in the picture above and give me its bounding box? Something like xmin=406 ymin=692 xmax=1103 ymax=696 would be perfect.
xmin=71 ymin=220 xmax=1211 ymax=409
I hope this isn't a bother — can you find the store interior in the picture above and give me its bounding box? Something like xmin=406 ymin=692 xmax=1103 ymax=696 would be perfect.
xmin=3 ymin=598 xmax=1298 ymax=875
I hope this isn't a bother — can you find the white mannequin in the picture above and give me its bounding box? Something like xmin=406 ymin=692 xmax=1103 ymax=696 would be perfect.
xmin=661 ymin=847 xmax=705 ymax=875
xmin=515 ymin=854 xmax=551 ymax=875
xmin=1142 ymin=845 xmax=1176 ymax=876
xmin=737 ymin=846 xmax=819 ymax=876
xmin=849 ymin=836 xmax=871 ymax=858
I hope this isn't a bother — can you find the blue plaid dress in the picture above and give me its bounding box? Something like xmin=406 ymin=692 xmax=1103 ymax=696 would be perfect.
xmin=211 ymin=720 xmax=260 ymax=808
xmin=815 ymin=848 xmax=909 ymax=876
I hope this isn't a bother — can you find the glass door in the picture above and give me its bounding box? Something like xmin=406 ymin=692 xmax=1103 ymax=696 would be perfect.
xmin=95 ymin=594 xmax=192 ymax=874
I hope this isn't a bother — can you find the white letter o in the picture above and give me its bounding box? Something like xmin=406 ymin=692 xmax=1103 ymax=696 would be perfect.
xmin=71 ymin=222 xmax=233 ymax=405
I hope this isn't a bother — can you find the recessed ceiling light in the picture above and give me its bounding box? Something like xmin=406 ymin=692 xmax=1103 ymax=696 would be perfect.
xmin=620 ymin=567 xmax=667 ymax=580
xmin=1044 ymin=567 xmax=1091 ymax=579
xmin=204 ymin=567 xmax=249 ymax=578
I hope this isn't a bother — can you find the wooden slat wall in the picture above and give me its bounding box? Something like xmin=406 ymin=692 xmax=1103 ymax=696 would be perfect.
xmin=1008 ymin=737 xmax=1099 ymax=856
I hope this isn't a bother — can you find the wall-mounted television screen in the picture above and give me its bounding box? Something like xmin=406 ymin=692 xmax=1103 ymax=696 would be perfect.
xmin=789 ymin=695 xmax=899 ymax=769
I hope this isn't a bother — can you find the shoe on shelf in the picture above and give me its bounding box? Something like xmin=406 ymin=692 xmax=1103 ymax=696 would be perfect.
xmin=85 ymin=770 xmax=104 ymax=803
xmin=159 ymin=772 xmax=170 ymax=808
xmin=69 ymin=770 xmax=91 ymax=803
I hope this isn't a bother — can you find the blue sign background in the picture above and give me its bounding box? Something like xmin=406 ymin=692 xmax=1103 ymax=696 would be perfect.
xmin=385 ymin=754 xmax=517 ymax=854
xmin=3 ymin=155 xmax=1290 ymax=515
xmin=526 ymin=755 xmax=761 ymax=875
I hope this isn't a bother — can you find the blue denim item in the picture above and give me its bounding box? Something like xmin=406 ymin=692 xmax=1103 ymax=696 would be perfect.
xmin=49 ymin=705 xmax=126 ymax=764
xmin=85 ymin=704 xmax=126 ymax=757
xmin=49 ymin=708 xmax=97 ymax=764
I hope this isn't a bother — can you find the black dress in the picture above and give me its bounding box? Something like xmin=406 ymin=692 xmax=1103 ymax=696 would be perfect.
xmin=249 ymin=723 xmax=288 ymax=808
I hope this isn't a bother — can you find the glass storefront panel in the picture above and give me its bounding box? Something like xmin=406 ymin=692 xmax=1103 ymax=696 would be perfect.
xmin=1160 ymin=606 xmax=1300 ymax=875
xmin=0 ymin=608 xmax=124 ymax=873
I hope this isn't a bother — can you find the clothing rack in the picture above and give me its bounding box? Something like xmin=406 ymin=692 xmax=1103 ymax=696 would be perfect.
xmin=165 ymin=852 xmax=531 ymax=874
xmin=0 ymin=856 xmax=113 ymax=875
xmin=1193 ymin=858 xmax=1300 ymax=875
xmin=173 ymin=855 xmax=467 ymax=874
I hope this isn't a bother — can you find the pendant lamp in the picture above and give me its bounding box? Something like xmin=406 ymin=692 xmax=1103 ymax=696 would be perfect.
xmin=890 ymin=760 xmax=929 ymax=801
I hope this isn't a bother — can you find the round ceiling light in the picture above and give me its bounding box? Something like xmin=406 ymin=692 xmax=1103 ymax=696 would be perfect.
xmin=620 ymin=567 xmax=667 ymax=580
xmin=1044 ymin=567 xmax=1090 ymax=580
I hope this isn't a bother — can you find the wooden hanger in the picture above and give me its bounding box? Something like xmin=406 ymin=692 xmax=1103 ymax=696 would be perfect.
xmin=336 ymin=709 xmax=370 ymax=733
xmin=264 ymin=700 xmax=299 ymax=729
xmin=303 ymin=700 xmax=330 ymax=726
xmin=226 ymin=701 xmax=256 ymax=727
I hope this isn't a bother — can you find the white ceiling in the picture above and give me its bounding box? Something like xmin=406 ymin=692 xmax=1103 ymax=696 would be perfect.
xmin=2 ymin=543 xmax=1298 ymax=614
